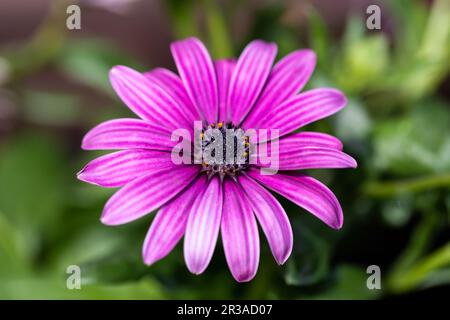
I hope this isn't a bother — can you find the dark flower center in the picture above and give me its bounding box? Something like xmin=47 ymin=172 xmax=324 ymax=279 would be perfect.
xmin=200 ymin=122 xmax=250 ymax=179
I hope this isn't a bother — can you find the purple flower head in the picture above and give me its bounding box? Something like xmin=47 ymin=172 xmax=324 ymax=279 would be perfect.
xmin=77 ymin=38 xmax=357 ymax=282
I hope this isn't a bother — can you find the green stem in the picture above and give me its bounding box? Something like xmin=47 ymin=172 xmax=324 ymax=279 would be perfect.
xmin=203 ymin=0 xmax=233 ymax=58
xmin=387 ymin=243 xmax=450 ymax=293
xmin=364 ymin=173 xmax=450 ymax=198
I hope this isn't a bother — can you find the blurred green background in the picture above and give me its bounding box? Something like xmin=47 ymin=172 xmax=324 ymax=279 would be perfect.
xmin=0 ymin=0 xmax=449 ymax=299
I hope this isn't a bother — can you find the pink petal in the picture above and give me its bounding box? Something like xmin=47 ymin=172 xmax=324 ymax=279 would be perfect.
xmin=81 ymin=118 xmax=176 ymax=151
xmin=109 ymin=66 xmax=191 ymax=130
xmin=77 ymin=149 xmax=173 ymax=188
xmin=279 ymin=147 xmax=357 ymax=170
xmin=184 ymin=176 xmax=223 ymax=275
xmin=171 ymin=37 xmax=218 ymax=124
xmin=143 ymin=68 xmax=200 ymax=125
xmin=215 ymin=59 xmax=236 ymax=123
xmin=142 ymin=175 xmax=207 ymax=265
xmin=227 ymin=40 xmax=277 ymax=126
xmin=101 ymin=166 xmax=199 ymax=225
xmin=255 ymin=147 xmax=357 ymax=170
xmin=253 ymin=132 xmax=344 ymax=164
xmin=221 ymin=179 xmax=259 ymax=282
xmin=238 ymin=174 xmax=292 ymax=265
xmin=277 ymin=132 xmax=343 ymax=150
xmin=242 ymin=49 xmax=316 ymax=129
xmin=247 ymin=169 xmax=343 ymax=229
xmin=257 ymin=88 xmax=347 ymax=138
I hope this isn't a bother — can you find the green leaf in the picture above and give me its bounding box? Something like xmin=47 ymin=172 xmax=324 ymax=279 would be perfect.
xmin=381 ymin=196 xmax=413 ymax=227
xmin=308 ymin=9 xmax=330 ymax=66
xmin=390 ymin=213 xmax=438 ymax=276
xmin=390 ymin=0 xmax=428 ymax=60
xmin=372 ymin=100 xmax=450 ymax=176
xmin=204 ymin=0 xmax=233 ymax=58
xmin=0 ymin=277 xmax=165 ymax=299
xmin=167 ymin=0 xmax=200 ymax=39
xmin=388 ymin=243 xmax=450 ymax=293
xmin=79 ymin=250 xmax=149 ymax=285
xmin=335 ymin=98 xmax=372 ymax=141
xmin=0 ymin=132 xmax=67 ymax=234
xmin=395 ymin=0 xmax=450 ymax=99
xmin=335 ymin=34 xmax=389 ymax=93
xmin=285 ymin=225 xmax=331 ymax=286
xmin=0 ymin=212 xmax=32 ymax=276
xmin=49 ymin=226 xmax=126 ymax=274
xmin=23 ymin=91 xmax=81 ymax=126
xmin=365 ymin=173 xmax=450 ymax=198
xmin=304 ymin=265 xmax=381 ymax=300
xmin=58 ymin=39 xmax=141 ymax=96
xmin=247 ymin=5 xmax=299 ymax=56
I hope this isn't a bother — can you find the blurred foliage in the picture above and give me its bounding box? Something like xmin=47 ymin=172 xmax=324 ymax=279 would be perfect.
xmin=59 ymin=39 xmax=143 ymax=96
xmin=0 ymin=0 xmax=449 ymax=299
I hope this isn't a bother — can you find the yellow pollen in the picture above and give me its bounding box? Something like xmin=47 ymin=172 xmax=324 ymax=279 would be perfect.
xmin=200 ymin=133 xmax=204 ymax=139
xmin=218 ymin=122 xmax=223 ymax=128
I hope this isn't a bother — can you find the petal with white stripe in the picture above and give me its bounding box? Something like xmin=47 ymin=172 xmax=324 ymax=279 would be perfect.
xmin=184 ymin=176 xmax=223 ymax=274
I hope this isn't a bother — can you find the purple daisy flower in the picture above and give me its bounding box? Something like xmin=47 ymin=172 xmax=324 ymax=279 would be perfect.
xmin=78 ymin=37 xmax=357 ymax=282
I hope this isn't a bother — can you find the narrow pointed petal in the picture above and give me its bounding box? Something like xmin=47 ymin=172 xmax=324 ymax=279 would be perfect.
xmin=256 ymin=147 xmax=357 ymax=170
xmin=278 ymin=147 xmax=357 ymax=170
xmin=81 ymin=119 xmax=175 ymax=151
xmin=215 ymin=59 xmax=236 ymax=123
xmin=171 ymin=37 xmax=218 ymax=123
xmin=143 ymin=175 xmax=207 ymax=265
xmin=253 ymin=132 xmax=344 ymax=164
xmin=77 ymin=149 xmax=174 ymax=188
xmin=221 ymin=179 xmax=259 ymax=282
xmin=101 ymin=166 xmax=199 ymax=226
xmin=243 ymin=49 xmax=316 ymax=129
xmin=277 ymin=132 xmax=343 ymax=150
xmin=257 ymin=88 xmax=347 ymax=138
xmin=247 ymin=169 xmax=343 ymax=229
xmin=227 ymin=40 xmax=277 ymax=125
xmin=144 ymin=68 xmax=200 ymax=125
xmin=238 ymin=175 xmax=292 ymax=265
xmin=184 ymin=176 xmax=223 ymax=275
xmin=109 ymin=66 xmax=190 ymax=130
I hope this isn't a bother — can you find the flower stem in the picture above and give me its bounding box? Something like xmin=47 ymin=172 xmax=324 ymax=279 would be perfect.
xmin=364 ymin=173 xmax=450 ymax=198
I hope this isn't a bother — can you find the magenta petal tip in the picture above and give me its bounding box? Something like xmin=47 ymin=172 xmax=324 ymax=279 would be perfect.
xmin=76 ymin=170 xmax=89 ymax=183
xmin=273 ymin=249 xmax=292 ymax=266
xmin=76 ymin=167 xmax=100 ymax=186
xmin=299 ymin=48 xmax=317 ymax=62
xmin=233 ymin=272 xmax=256 ymax=283
xmin=332 ymin=216 xmax=344 ymax=230
xmin=143 ymin=254 xmax=158 ymax=266
xmin=349 ymin=155 xmax=358 ymax=168
xmin=99 ymin=212 xmax=116 ymax=226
